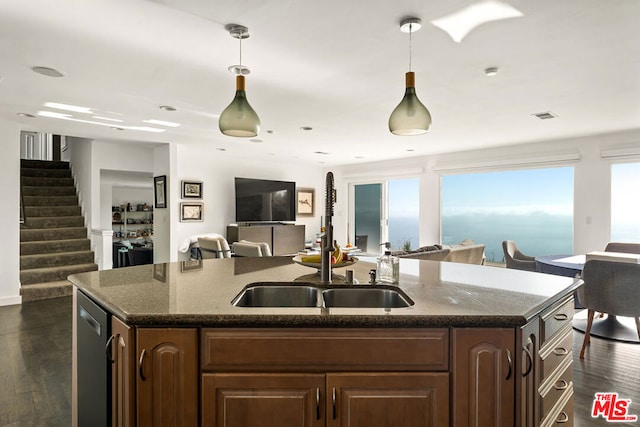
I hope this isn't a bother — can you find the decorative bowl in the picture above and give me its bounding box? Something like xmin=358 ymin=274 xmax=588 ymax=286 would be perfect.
xmin=292 ymin=255 xmax=358 ymax=270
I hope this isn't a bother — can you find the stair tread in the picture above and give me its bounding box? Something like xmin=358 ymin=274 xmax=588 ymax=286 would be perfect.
xmin=20 ymin=250 xmax=94 ymax=260
xmin=20 ymin=281 xmax=73 ymax=302
xmin=20 ymin=263 xmax=98 ymax=274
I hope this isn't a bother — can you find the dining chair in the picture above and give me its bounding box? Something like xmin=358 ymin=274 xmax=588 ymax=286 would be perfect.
xmin=578 ymin=260 xmax=640 ymax=358
xmin=198 ymin=237 xmax=232 ymax=259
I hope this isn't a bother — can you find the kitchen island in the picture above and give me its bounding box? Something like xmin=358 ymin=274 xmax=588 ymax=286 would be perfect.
xmin=69 ymin=256 xmax=582 ymax=427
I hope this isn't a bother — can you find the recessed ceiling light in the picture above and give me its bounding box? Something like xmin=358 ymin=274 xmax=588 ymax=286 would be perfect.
xmin=216 ymin=148 xmax=227 ymax=151
xmin=44 ymin=102 xmax=93 ymax=114
xmin=111 ymin=127 xmax=124 ymax=131
xmin=159 ymin=105 xmax=177 ymax=111
xmin=406 ymin=149 xmax=415 ymax=152
xmin=17 ymin=113 xmax=36 ymax=118
xmin=267 ymin=130 xmax=274 ymax=134
xmin=355 ymin=156 xmax=365 ymax=159
xmin=313 ymin=151 xmax=329 ymax=155
xmin=31 ymin=66 xmax=65 ymax=77
xmin=484 ymin=67 xmax=499 ymax=76
xmin=300 ymin=126 xmax=313 ymax=131
xmin=143 ymin=119 xmax=180 ymax=127
xmin=250 ymin=139 xmax=262 ymax=143
xmin=430 ymin=1 xmax=523 ymax=43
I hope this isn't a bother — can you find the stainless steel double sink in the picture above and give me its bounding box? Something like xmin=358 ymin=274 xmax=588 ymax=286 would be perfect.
xmin=232 ymin=283 xmax=414 ymax=309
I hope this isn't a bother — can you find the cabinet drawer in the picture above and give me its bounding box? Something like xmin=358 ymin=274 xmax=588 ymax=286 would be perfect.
xmin=540 ymin=361 xmax=573 ymax=421
xmin=202 ymin=328 xmax=449 ymax=372
xmin=540 ymin=326 xmax=572 ymax=382
xmin=541 ymin=385 xmax=573 ymax=427
xmin=540 ymin=298 xmax=573 ymax=347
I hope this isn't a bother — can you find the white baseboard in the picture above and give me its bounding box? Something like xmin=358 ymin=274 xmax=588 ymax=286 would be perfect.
xmin=0 ymin=294 xmax=22 ymax=306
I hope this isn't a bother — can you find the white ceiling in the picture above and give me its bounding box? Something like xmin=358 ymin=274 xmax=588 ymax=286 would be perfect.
xmin=1 ymin=0 xmax=639 ymax=166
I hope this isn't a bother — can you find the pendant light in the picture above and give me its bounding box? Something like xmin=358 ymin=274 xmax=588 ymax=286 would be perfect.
xmin=388 ymin=17 xmax=432 ymax=136
xmin=219 ymin=24 xmax=261 ymax=137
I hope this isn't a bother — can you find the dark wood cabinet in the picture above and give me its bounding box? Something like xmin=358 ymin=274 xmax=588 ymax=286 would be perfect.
xmin=327 ymin=373 xmax=449 ymax=427
xmin=136 ymin=328 xmax=198 ymax=427
xmin=451 ymin=328 xmax=516 ymax=427
xmin=227 ymin=224 xmax=305 ymax=255
xmin=202 ymin=373 xmax=325 ymax=427
xmin=202 ymin=372 xmax=448 ymax=427
xmin=111 ymin=317 xmax=135 ymax=427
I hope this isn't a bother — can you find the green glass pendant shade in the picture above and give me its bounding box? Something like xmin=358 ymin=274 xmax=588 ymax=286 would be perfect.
xmin=219 ymin=75 xmax=261 ymax=137
xmin=388 ymin=72 xmax=431 ymax=136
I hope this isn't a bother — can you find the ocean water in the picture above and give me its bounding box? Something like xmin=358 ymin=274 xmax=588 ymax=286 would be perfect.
xmin=442 ymin=213 xmax=573 ymax=262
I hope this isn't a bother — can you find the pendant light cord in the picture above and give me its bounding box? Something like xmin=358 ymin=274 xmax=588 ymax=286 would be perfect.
xmin=409 ymin=22 xmax=412 ymax=72
xmin=239 ymin=35 xmax=243 ymax=67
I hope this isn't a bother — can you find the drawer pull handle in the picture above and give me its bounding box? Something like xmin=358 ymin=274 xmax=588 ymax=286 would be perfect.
xmin=332 ymin=388 xmax=337 ymax=420
xmin=553 ymin=348 xmax=569 ymax=356
xmin=554 ymin=313 xmax=569 ymax=321
xmin=555 ymin=379 xmax=569 ymax=391
xmin=316 ymin=388 xmax=321 ymax=420
xmin=138 ymin=349 xmax=146 ymax=381
xmin=505 ymin=349 xmax=512 ymax=380
xmin=522 ymin=346 xmax=533 ymax=377
xmin=556 ymin=411 xmax=570 ymax=423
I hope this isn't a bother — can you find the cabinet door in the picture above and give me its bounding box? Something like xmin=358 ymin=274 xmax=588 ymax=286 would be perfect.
xmin=452 ymin=328 xmax=515 ymax=427
xmin=202 ymin=373 xmax=325 ymax=427
xmin=136 ymin=328 xmax=198 ymax=427
xmin=517 ymin=319 xmax=539 ymax=427
xmin=111 ymin=317 xmax=135 ymax=427
xmin=327 ymin=373 xmax=449 ymax=427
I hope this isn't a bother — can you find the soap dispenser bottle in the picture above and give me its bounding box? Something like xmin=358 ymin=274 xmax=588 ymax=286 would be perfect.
xmin=377 ymin=250 xmax=399 ymax=284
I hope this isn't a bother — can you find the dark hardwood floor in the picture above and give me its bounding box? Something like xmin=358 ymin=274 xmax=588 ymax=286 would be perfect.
xmin=0 ymin=297 xmax=638 ymax=426
xmin=0 ymin=296 xmax=71 ymax=426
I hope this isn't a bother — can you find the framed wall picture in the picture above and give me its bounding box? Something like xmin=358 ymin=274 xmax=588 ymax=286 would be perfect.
xmin=180 ymin=202 xmax=204 ymax=222
xmin=154 ymin=175 xmax=167 ymax=208
xmin=181 ymin=180 xmax=203 ymax=199
xmin=296 ymin=188 xmax=315 ymax=217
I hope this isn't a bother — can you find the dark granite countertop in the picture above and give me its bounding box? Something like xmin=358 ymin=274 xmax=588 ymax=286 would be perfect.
xmin=68 ymin=256 xmax=582 ymax=328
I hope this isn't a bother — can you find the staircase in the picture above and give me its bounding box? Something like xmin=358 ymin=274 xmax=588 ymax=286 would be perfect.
xmin=20 ymin=159 xmax=98 ymax=301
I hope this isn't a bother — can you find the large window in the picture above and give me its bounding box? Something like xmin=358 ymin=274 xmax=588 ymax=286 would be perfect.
xmin=353 ymin=178 xmax=419 ymax=253
xmin=611 ymin=162 xmax=640 ymax=242
xmin=441 ymin=167 xmax=574 ymax=263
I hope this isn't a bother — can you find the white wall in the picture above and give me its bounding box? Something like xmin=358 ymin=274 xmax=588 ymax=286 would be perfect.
xmin=332 ymin=129 xmax=640 ymax=255
xmin=153 ymin=143 xmax=176 ymax=263
xmin=0 ymin=119 xmax=21 ymax=306
xmin=174 ymin=144 xmax=326 ymax=260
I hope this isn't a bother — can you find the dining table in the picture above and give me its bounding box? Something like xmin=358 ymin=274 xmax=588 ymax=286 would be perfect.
xmin=535 ymin=254 xmax=640 ymax=343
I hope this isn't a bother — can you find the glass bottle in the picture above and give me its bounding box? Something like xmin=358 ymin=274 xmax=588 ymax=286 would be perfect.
xmin=377 ymin=250 xmax=399 ymax=284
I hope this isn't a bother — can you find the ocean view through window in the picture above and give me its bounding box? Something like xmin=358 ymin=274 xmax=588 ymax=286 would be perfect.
xmin=441 ymin=167 xmax=574 ymax=263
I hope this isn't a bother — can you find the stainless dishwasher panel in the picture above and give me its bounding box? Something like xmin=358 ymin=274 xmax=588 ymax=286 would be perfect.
xmin=76 ymin=290 xmax=110 ymax=427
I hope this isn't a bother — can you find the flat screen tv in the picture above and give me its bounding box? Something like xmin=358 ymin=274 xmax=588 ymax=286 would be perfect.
xmin=235 ymin=177 xmax=296 ymax=223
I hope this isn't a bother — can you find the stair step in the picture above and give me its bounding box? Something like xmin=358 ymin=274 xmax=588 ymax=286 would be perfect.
xmin=22 ymin=185 xmax=76 ymax=197
xmin=20 ymin=227 xmax=87 ymax=242
xmin=20 ymin=167 xmax=72 ymax=178
xmin=21 ymin=176 xmax=75 ymax=187
xmin=21 ymin=216 xmax=85 ymax=229
xmin=20 ymin=280 xmax=73 ymax=302
xmin=24 ymin=205 xmax=81 ymax=217
xmin=21 ymin=238 xmax=91 ymax=255
xmin=20 ymin=250 xmax=95 ymax=270
xmin=20 ymin=263 xmax=98 ymax=285
xmin=23 ymin=195 xmax=79 ymax=207
xmin=20 ymin=159 xmax=70 ymax=170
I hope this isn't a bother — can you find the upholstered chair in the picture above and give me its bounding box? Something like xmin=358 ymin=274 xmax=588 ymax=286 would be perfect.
xmin=502 ymin=240 xmax=537 ymax=272
xmin=198 ymin=237 xmax=232 ymax=259
xmin=578 ymin=260 xmax=640 ymax=358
